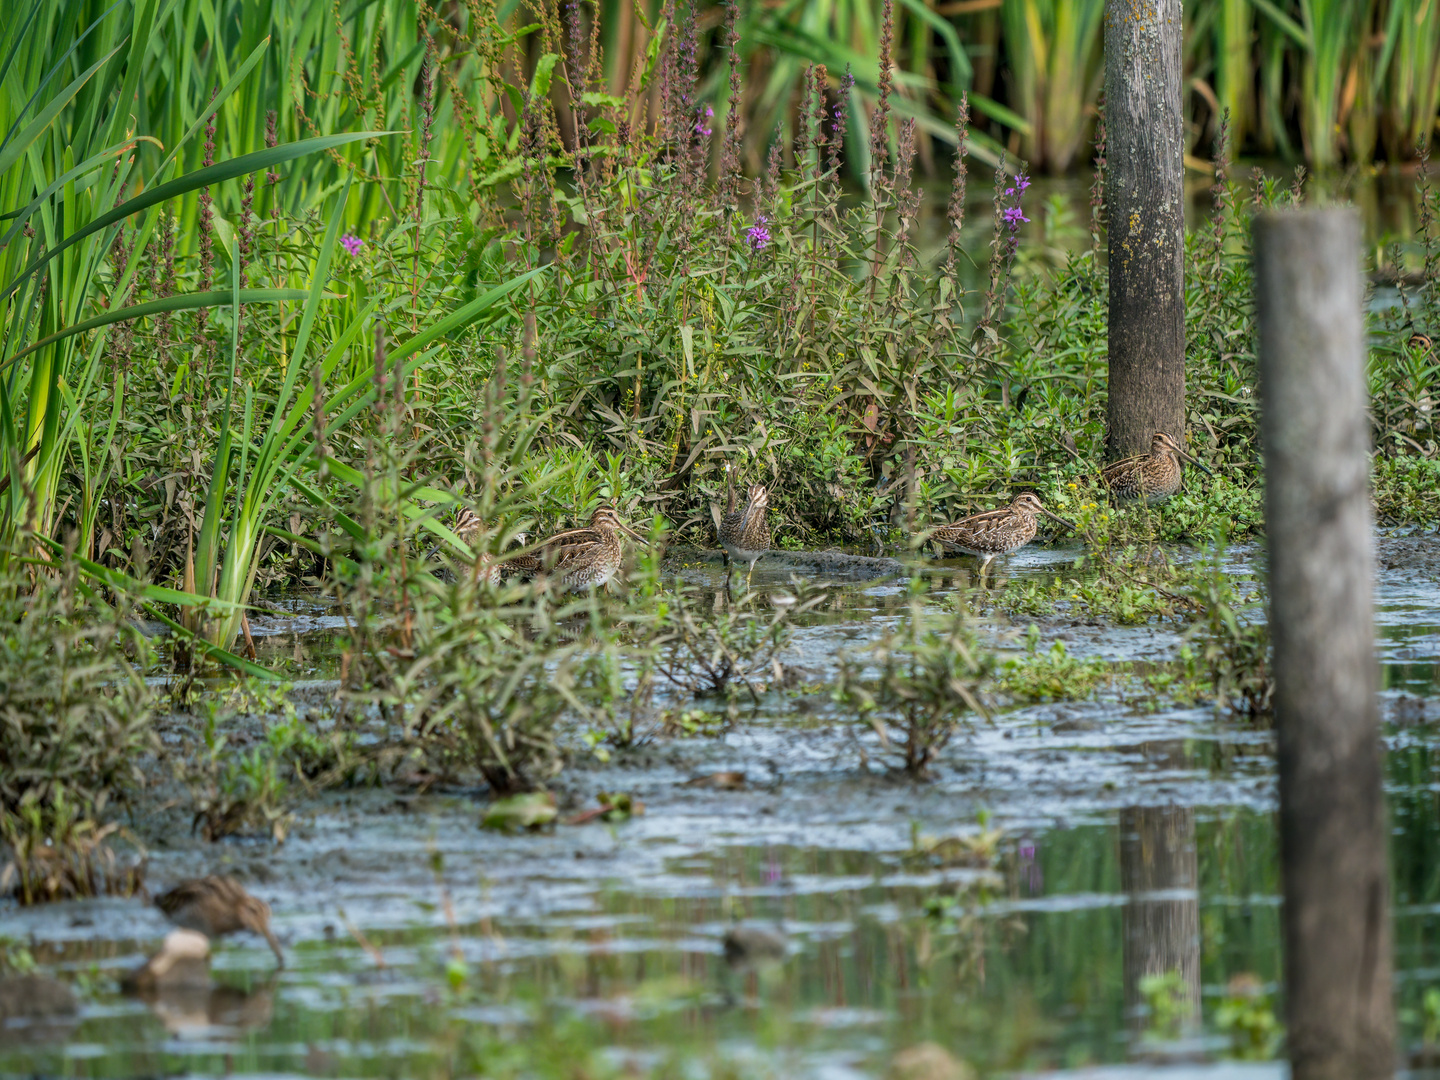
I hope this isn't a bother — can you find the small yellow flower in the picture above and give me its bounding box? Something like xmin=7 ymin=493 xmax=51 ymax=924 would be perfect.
xmin=1067 ymin=482 xmax=1078 ymax=489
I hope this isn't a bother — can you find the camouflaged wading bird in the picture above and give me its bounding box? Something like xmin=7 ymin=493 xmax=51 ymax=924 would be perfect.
xmin=929 ymin=492 xmax=1071 ymax=577
xmin=718 ymin=463 xmax=772 ymax=592
xmin=1101 ymin=431 xmax=1213 ymax=505
xmin=502 ymin=503 xmax=647 ymax=593
xmin=425 ymin=508 xmax=532 ymax=585
xmin=153 ymin=876 xmax=284 ymax=966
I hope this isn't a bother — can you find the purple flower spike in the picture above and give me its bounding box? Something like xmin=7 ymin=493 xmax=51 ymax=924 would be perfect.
xmin=340 ymin=234 xmax=363 ymax=257
xmin=695 ymin=104 xmax=714 ymax=139
xmin=1002 ymin=169 xmax=1032 ymax=234
xmin=747 ymin=215 xmax=771 ymax=252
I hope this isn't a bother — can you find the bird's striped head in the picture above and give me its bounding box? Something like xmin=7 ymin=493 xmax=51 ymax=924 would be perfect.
xmin=590 ymin=503 xmax=649 ymax=544
xmin=1151 ymin=431 xmax=1182 ymax=456
xmin=588 ymin=503 xmax=622 ymax=529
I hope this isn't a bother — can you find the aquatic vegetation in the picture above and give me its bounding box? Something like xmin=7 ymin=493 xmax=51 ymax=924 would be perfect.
xmin=0 ymin=567 xmax=154 ymax=815
xmin=647 ymin=583 xmax=819 ymax=704
xmin=1183 ymin=535 xmax=1272 ymax=717
xmin=0 ymin=791 xmax=145 ymax=906
xmin=481 ymin=792 xmax=559 ymax=832
xmin=1138 ymin=969 xmax=1192 ymax=1041
xmin=1374 ymin=453 xmax=1440 ymax=529
xmin=909 ymin=813 xmax=1005 ymax=869
xmin=1215 ymin=973 xmax=1283 ymax=1060
xmin=997 ymin=500 xmax=1205 ymax=626
xmin=0 ymin=555 xmax=156 ymax=902
xmin=995 ymin=635 xmax=1110 ymax=703
xmin=183 ymin=704 xmax=295 ymax=843
xmin=833 ymin=597 xmax=993 ymax=777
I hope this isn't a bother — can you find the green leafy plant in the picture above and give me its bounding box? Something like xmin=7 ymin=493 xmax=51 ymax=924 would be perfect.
xmin=1215 ymin=973 xmax=1282 ymax=1060
xmin=995 ymin=630 xmax=1109 ymax=702
xmin=1138 ymin=969 xmax=1192 ymax=1041
xmin=182 ymin=702 xmax=295 ymax=843
xmin=1184 ymin=535 xmax=1272 ymax=717
xmin=0 ymin=558 xmax=155 ymax=822
xmin=0 ymin=788 xmax=145 ymax=905
xmin=833 ymin=596 xmax=993 ymax=777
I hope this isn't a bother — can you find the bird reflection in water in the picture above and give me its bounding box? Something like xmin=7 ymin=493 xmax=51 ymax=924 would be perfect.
xmin=121 ymin=927 xmax=277 ymax=1038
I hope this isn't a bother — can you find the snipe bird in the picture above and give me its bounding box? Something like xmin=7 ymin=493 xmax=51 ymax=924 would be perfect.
xmin=154 ymin=876 xmax=284 ymax=965
xmin=447 ymin=507 xmax=500 ymax=585
xmin=429 ymin=508 xmax=531 ymax=585
xmin=503 ymin=503 xmax=646 ymax=593
xmin=930 ymin=493 xmax=1071 ymax=575
xmin=1101 ymin=431 xmax=1212 ymax=504
xmin=718 ymin=465 xmax=772 ymax=591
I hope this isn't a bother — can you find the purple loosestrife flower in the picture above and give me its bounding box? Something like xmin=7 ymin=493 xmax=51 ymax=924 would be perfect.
xmin=747 ymin=215 xmax=771 ymax=252
xmin=695 ymin=104 xmax=714 ymax=139
xmin=340 ymin=234 xmax=363 ymax=257
xmin=1003 ymin=171 xmax=1032 ymax=232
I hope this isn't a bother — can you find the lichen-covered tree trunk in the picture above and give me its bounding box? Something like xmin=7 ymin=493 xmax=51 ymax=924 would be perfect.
xmin=1103 ymin=0 xmax=1186 ymax=460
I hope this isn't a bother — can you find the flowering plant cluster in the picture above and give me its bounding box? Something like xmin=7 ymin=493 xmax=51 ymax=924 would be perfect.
xmin=746 ymin=215 xmax=770 ymax=252
xmin=1002 ymin=174 xmax=1031 ymax=231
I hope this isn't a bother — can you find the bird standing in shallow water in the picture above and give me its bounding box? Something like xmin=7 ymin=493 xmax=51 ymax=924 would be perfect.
xmin=153 ymin=876 xmax=283 ymax=965
xmin=718 ymin=465 xmax=772 ymax=592
xmin=1101 ymin=431 xmax=1212 ymax=504
xmin=929 ymin=493 xmax=1071 ymax=578
xmin=503 ymin=503 xmax=646 ymax=593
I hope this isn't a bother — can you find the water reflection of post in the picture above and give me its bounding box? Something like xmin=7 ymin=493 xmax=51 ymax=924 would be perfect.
xmin=1120 ymin=804 xmax=1200 ymax=1035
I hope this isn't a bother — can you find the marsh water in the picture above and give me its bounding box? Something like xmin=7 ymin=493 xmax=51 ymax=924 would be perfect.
xmin=3 ymin=534 xmax=1440 ymax=1078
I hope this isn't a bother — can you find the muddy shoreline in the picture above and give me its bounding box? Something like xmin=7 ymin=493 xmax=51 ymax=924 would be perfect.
xmin=2 ymin=532 xmax=1439 ymax=1077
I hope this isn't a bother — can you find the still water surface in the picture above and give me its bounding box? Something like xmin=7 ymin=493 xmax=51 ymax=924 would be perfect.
xmin=2 ymin=538 xmax=1438 ymax=1077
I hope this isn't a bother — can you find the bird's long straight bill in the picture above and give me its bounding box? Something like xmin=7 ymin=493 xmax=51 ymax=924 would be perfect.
xmin=1041 ymin=508 xmax=1075 ymax=530
xmin=619 ymin=521 xmax=652 ymax=547
xmin=1179 ymin=450 xmax=1214 ymax=477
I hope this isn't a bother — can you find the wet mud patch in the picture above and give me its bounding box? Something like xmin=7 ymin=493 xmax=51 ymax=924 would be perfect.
xmin=4 ymin=533 xmax=1440 ymax=1076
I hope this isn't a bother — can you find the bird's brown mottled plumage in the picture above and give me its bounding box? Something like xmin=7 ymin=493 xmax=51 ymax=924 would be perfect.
xmin=502 ymin=504 xmax=645 ymax=592
xmin=427 ymin=508 xmax=530 ymax=585
xmin=1101 ymin=431 xmax=1212 ymax=505
xmin=719 ymin=466 xmax=771 ymax=590
xmin=930 ymin=493 xmax=1071 ymax=574
xmin=449 ymin=508 xmax=501 ymax=585
xmin=154 ymin=876 xmax=284 ymax=965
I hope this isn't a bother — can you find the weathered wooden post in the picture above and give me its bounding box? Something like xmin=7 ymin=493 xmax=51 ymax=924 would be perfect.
xmin=1254 ymin=208 xmax=1395 ymax=1080
xmin=1103 ymin=0 xmax=1187 ymax=458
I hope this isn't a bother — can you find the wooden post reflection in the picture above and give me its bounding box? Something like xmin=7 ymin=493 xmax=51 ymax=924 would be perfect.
xmin=1120 ymin=804 xmax=1200 ymax=1035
